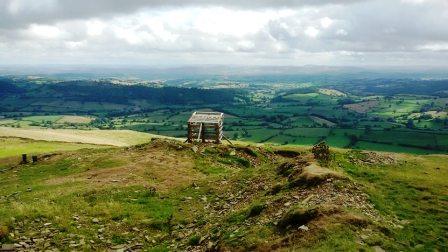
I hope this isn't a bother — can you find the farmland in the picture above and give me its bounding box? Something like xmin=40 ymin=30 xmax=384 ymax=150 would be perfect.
xmin=0 ymin=75 xmax=447 ymax=154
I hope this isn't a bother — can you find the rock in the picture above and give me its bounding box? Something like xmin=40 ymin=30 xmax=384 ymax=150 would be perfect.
xmin=33 ymin=238 xmax=44 ymax=243
xmin=298 ymin=225 xmax=309 ymax=231
xmin=92 ymin=218 xmax=99 ymax=224
xmin=110 ymin=244 xmax=127 ymax=251
xmin=1 ymin=244 xmax=15 ymax=251
xmin=131 ymin=243 xmax=143 ymax=249
xmin=372 ymin=246 xmax=385 ymax=252
xmin=414 ymin=244 xmax=424 ymax=249
xmin=360 ymin=234 xmax=369 ymax=240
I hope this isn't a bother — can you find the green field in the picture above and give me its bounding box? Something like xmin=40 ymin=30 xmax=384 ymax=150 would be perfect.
xmin=0 ymin=137 xmax=104 ymax=159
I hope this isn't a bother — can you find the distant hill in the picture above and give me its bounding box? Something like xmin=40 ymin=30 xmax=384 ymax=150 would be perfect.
xmin=0 ymin=78 xmax=246 ymax=113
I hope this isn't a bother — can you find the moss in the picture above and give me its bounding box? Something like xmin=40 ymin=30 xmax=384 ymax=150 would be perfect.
xmin=235 ymin=157 xmax=251 ymax=168
xmin=247 ymin=203 xmax=266 ymax=218
xmin=188 ymin=235 xmax=201 ymax=246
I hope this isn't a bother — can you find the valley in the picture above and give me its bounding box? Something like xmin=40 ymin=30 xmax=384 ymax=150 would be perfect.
xmin=1 ymin=75 xmax=447 ymax=154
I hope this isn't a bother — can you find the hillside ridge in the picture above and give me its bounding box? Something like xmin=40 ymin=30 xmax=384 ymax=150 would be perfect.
xmin=1 ymin=138 xmax=447 ymax=251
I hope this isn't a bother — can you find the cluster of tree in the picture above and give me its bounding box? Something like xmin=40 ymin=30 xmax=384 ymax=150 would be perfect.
xmin=45 ymin=81 xmax=245 ymax=105
xmin=0 ymin=78 xmax=24 ymax=96
xmin=0 ymin=78 xmax=248 ymax=113
xmin=339 ymin=79 xmax=448 ymax=97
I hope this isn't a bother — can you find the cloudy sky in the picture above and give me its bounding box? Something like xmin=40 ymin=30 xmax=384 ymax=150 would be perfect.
xmin=0 ymin=0 xmax=447 ymax=67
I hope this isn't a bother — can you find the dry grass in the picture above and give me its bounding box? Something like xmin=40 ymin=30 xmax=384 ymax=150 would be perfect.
xmin=45 ymin=147 xmax=202 ymax=192
xmin=56 ymin=115 xmax=94 ymax=124
xmin=0 ymin=127 xmax=164 ymax=146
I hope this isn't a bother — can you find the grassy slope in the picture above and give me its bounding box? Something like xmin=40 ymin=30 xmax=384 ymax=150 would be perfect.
xmin=0 ymin=138 xmax=446 ymax=251
xmin=0 ymin=137 xmax=104 ymax=159
xmin=336 ymin=152 xmax=448 ymax=250
xmin=0 ymin=127 xmax=165 ymax=146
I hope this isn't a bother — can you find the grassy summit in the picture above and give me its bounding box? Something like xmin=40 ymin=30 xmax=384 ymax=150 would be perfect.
xmin=0 ymin=137 xmax=446 ymax=251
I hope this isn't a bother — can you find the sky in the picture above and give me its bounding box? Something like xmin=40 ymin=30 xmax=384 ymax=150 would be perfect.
xmin=0 ymin=0 xmax=447 ymax=67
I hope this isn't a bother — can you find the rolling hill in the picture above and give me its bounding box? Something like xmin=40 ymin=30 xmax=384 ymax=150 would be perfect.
xmin=0 ymin=133 xmax=446 ymax=251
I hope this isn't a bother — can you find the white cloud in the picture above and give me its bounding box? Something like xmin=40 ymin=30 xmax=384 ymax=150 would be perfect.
xmin=320 ymin=17 xmax=333 ymax=28
xmin=65 ymin=40 xmax=86 ymax=49
xmin=27 ymin=24 xmax=63 ymax=39
xmin=0 ymin=0 xmax=447 ymax=66
xmin=418 ymin=43 xmax=448 ymax=51
xmin=401 ymin=0 xmax=427 ymax=4
xmin=86 ymin=20 xmax=106 ymax=36
xmin=336 ymin=29 xmax=348 ymax=36
xmin=304 ymin=26 xmax=319 ymax=38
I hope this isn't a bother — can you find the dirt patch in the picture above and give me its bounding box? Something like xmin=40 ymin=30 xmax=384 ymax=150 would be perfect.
xmin=46 ymin=147 xmax=203 ymax=192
